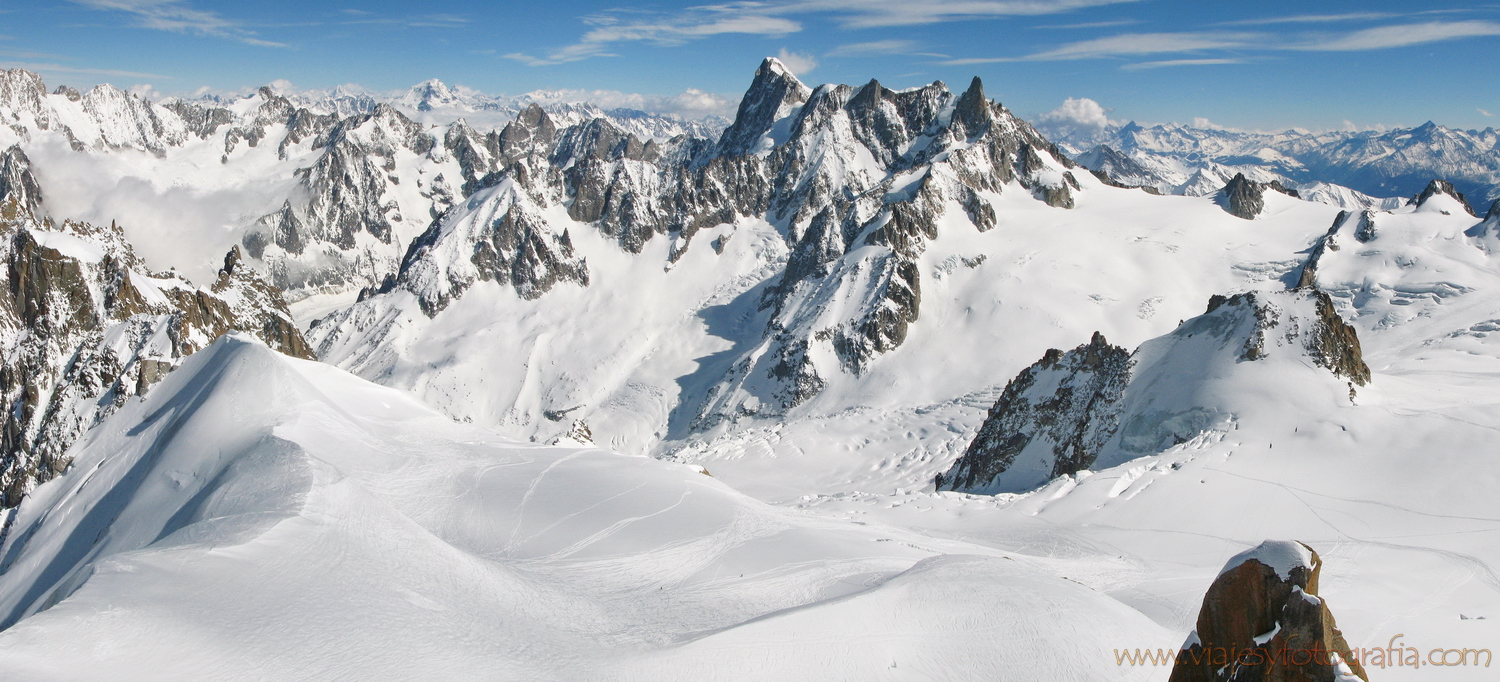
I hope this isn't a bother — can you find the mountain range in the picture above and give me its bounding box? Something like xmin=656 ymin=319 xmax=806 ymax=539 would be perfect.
xmin=1043 ymin=118 xmax=1500 ymax=208
xmin=0 ymin=59 xmax=1498 ymax=679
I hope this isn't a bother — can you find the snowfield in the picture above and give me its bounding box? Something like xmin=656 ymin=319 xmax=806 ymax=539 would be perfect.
xmin=0 ymin=335 xmax=1166 ymax=680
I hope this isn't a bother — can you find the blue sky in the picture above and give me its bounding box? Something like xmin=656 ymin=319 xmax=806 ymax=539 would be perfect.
xmin=3 ymin=0 xmax=1500 ymax=132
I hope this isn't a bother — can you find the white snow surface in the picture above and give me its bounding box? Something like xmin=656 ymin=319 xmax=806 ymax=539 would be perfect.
xmin=1219 ymin=540 xmax=1315 ymax=579
xmin=0 ymin=334 xmax=1165 ymax=680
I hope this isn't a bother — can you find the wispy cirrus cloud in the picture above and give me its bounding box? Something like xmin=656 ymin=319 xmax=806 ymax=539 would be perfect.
xmin=507 ymin=0 xmax=1141 ymax=66
xmin=338 ymin=12 xmax=470 ymax=29
xmin=944 ymin=31 xmax=1258 ymax=64
xmin=1217 ymin=12 xmax=1398 ymax=26
xmin=949 ymin=19 xmax=1500 ymax=67
xmin=823 ymin=39 xmax=949 ymax=58
xmin=504 ymin=6 xmax=800 ymax=66
xmin=826 ymin=39 xmax=918 ymax=57
xmin=1293 ymin=20 xmax=1500 ymax=51
xmin=68 ymin=0 xmax=285 ymax=47
xmin=1120 ymin=58 xmax=1245 ymax=71
xmin=1034 ymin=19 xmax=1140 ymax=29
xmin=774 ymin=0 xmax=1143 ymax=28
xmin=0 ymin=60 xmax=171 ymax=79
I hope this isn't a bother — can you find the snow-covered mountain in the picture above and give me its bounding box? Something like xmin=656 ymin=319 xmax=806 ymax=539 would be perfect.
xmin=1047 ymin=118 xmax=1499 ymax=208
xmin=0 ymin=68 xmax=727 ymax=305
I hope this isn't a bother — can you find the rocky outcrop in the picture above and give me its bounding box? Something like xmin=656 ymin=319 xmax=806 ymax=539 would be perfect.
xmin=0 ymin=147 xmax=44 ymax=221
xmin=1219 ymin=173 xmax=1265 ymax=220
xmin=1217 ymin=173 xmax=1299 ymax=220
xmin=1169 ymin=540 xmax=1368 ymax=682
xmin=935 ymin=332 xmax=1130 ymax=492
xmin=939 ymin=290 xmax=1369 ymax=493
xmin=1410 ymin=178 xmax=1477 ymax=217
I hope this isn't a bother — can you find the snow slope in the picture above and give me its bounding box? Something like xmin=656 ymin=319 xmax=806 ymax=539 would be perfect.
xmin=0 ymin=334 xmax=1165 ymax=680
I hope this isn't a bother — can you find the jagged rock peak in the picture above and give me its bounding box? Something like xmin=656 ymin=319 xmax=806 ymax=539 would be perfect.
xmin=0 ymin=69 xmax=47 ymax=118
xmin=1411 ymin=178 xmax=1477 ymax=217
xmin=935 ymin=331 xmax=1131 ymax=493
xmin=1218 ymin=173 xmax=1264 ymax=219
xmin=717 ymin=57 xmax=812 ymax=156
xmin=1169 ymin=540 xmax=1368 ymax=682
xmin=951 ymin=76 xmax=991 ymax=137
xmin=0 ymin=145 xmax=45 ymax=223
xmin=1217 ymin=173 xmax=1300 ymax=220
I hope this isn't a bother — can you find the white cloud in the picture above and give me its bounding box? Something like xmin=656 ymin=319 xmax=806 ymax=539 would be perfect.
xmin=0 ymin=61 xmax=170 ymax=80
xmin=1121 ymin=58 xmax=1243 ymax=71
xmin=1219 ymin=12 xmax=1397 ymax=26
xmin=1295 ymin=20 xmax=1500 ymax=51
xmin=825 ymin=39 xmax=918 ymax=57
xmin=127 ymin=83 xmax=162 ymax=100
xmin=945 ymin=32 xmax=1258 ymax=64
xmin=1037 ymin=97 xmax=1113 ymax=135
xmin=69 ymin=0 xmax=286 ymax=47
xmin=775 ymin=48 xmax=818 ymax=76
xmin=512 ymin=0 xmax=1141 ymax=66
xmin=951 ymin=19 xmax=1500 ymax=64
xmin=505 ymin=7 xmax=800 ymax=66
xmin=1481 ymin=108 xmax=1495 ymax=117
xmin=778 ymin=0 xmax=1143 ymax=29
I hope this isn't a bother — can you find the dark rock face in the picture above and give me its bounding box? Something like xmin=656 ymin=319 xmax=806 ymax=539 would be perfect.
xmin=1169 ymin=541 xmax=1368 ymax=682
xmin=160 ymin=100 xmax=236 ymax=140
xmin=1219 ymin=173 xmax=1266 ymax=220
xmin=1352 ymin=210 xmax=1377 ymax=243
xmin=936 ymin=332 xmax=1130 ymax=492
xmin=1411 ymin=178 xmax=1477 ymax=217
xmin=1217 ymin=173 xmax=1301 ymax=219
xmin=1308 ymin=292 xmax=1371 ymax=386
xmin=717 ymin=58 xmax=811 ymax=156
xmin=0 ymin=147 xmax=45 ymax=222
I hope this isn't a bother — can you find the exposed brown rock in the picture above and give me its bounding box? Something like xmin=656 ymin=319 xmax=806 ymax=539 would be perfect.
xmin=1170 ymin=541 xmax=1368 ymax=682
